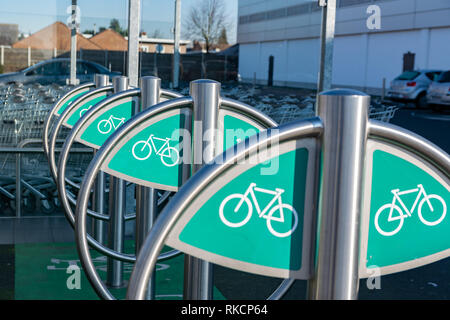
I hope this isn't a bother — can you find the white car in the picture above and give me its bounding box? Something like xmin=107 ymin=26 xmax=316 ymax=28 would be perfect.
xmin=427 ymin=70 xmax=450 ymax=111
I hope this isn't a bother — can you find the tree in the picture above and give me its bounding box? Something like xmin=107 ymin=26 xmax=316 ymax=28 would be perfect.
xmin=218 ymin=27 xmax=228 ymax=45
xmin=184 ymin=0 xmax=229 ymax=53
xmin=109 ymin=18 xmax=127 ymax=37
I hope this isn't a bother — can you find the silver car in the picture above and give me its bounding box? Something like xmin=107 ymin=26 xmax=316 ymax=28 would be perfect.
xmin=427 ymin=70 xmax=450 ymax=110
xmin=387 ymin=70 xmax=442 ymax=108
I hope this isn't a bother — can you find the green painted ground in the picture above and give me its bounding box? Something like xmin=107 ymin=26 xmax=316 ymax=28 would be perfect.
xmin=14 ymin=242 xmax=225 ymax=300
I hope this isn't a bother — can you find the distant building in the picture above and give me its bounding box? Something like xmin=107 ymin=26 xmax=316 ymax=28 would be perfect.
xmin=89 ymin=29 xmax=128 ymax=51
xmin=135 ymin=33 xmax=191 ymax=53
xmin=237 ymin=0 xmax=450 ymax=94
xmin=12 ymin=22 xmax=101 ymax=50
xmin=0 ymin=24 xmax=19 ymax=46
xmin=186 ymin=40 xmax=231 ymax=53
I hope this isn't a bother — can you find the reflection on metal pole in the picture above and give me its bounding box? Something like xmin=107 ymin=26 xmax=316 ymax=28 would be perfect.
xmin=106 ymin=76 xmax=129 ymax=288
xmin=183 ymin=80 xmax=221 ymax=300
xmin=173 ymin=0 xmax=181 ymax=88
xmin=307 ymin=89 xmax=369 ymax=300
xmin=127 ymin=0 xmax=141 ymax=87
xmin=135 ymin=76 xmax=161 ymax=300
xmin=317 ymin=0 xmax=336 ymax=93
xmin=69 ymin=0 xmax=78 ymax=85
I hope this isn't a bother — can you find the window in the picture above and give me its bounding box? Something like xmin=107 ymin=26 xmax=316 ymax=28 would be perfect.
xmin=395 ymin=71 xmax=419 ymax=81
xmin=425 ymin=72 xmax=441 ymax=81
xmin=30 ymin=62 xmax=57 ymax=76
xmin=437 ymin=71 xmax=450 ymax=83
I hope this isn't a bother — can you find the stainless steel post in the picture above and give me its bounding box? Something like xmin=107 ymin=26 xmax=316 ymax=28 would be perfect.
xmin=172 ymin=0 xmax=181 ymax=88
xmin=127 ymin=0 xmax=141 ymax=87
xmin=317 ymin=0 xmax=336 ymax=93
xmin=69 ymin=0 xmax=78 ymax=85
xmin=135 ymin=76 xmax=161 ymax=299
xmin=106 ymin=76 xmax=129 ymax=288
xmin=91 ymin=74 xmax=110 ymax=244
xmin=307 ymin=89 xmax=369 ymax=300
xmin=184 ymin=79 xmax=221 ymax=300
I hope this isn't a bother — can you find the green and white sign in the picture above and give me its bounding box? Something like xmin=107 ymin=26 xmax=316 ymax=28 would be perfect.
xmin=53 ymin=86 xmax=93 ymax=116
xmin=359 ymin=139 xmax=450 ymax=278
xmin=218 ymin=109 xmax=266 ymax=153
xmin=101 ymin=107 xmax=271 ymax=191
xmin=63 ymin=91 xmax=110 ymax=128
xmin=103 ymin=108 xmax=192 ymax=191
xmin=75 ymin=96 xmax=135 ymax=149
xmin=166 ymin=138 xmax=318 ymax=279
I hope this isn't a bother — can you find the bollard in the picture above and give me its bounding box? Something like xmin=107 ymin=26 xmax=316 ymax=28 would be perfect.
xmin=135 ymin=76 xmax=161 ymax=299
xmin=307 ymin=89 xmax=369 ymax=300
xmin=92 ymin=74 xmax=109 ymax=245
xmin=106 ymin=76 xmax=129 ymax=288
xmin=183 ymin=79 xmax=221 ymax=300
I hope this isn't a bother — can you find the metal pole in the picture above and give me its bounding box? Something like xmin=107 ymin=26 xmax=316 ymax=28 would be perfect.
xmin=106 ymin=76 xmax=129 ymax=288
xmin=27 ymin=47 xmax=31 ymax=67
xmin=91 ymin=74 xmax=109 ymax=245
xmin=184 ymin=79 xmax=221 ymax=300
xmin=317 ymin=0 xmax=336 ymax=93
xmin=173 ymin=0 xmax=181 ymax=88
xmin=127 ymin=0 xmax=141 ymax=87
xmin=135 ymin=76 xmax=161 ymax=300
xmin=70 ymin=0 xmax=78 ymax=85
xmin=307 ymin=89 xmax=369 ymax=300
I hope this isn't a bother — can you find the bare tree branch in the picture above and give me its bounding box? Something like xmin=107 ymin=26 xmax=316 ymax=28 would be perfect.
xmin=183 ymin=0 xmax=230 ymax=53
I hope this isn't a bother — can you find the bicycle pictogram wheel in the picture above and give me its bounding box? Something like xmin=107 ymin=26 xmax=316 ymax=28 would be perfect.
xmin=374 ymin=203 xmax=404 ymax=236
xmin=418 ymin=194 xmax=447 ymax=226
xmin=266 ymin=203 xmax=298 ymax=238
xmin=219 ymin=194 xmax=253 ymax=228
xmin=160 ymin=147 xmax=180 ymax=167
xmin=132 ymin=140 xmax=152 ymax=161
xmin=98 ymin=119 xmax=112 ymax=134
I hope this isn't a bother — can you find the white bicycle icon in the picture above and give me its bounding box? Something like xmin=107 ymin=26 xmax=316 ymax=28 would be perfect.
xmin=131 ymin=134 xmax=180 ymax=167
xmin=219 ymin=183 xmax=298 ymax=238
xmin=79 ymin=106 xmax=92 ymax=117
xmin=97 ymin=115 xmax=126 ymax=134
xmin=374 ymin=184 xmax=447 ymax=236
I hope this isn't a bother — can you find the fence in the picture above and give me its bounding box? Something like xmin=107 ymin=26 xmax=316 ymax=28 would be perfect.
xmin=0 ymin=47 xmax=238 ymax=83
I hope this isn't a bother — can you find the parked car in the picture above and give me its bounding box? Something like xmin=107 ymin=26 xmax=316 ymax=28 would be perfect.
xmin=0 ymin=58 xmax=120 ymax=85
xmin=426 ymin=70 xmax=450 ymax=111
xmin=386 ymin=70 xmax=442 ymax=108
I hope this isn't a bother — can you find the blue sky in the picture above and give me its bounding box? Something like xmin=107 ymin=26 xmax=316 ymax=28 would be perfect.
xmin=0 ymin=0 xmax=238 ymax=43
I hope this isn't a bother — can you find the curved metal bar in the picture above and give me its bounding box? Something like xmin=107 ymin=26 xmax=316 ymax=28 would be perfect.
xmin=368 ymin=120 xmax=450 ymax=178
xmin=43 ymin=82 xmax=95 ymax=160
xmin=160 ymin=88 xmax=184 ymax=99
xmin=48 ymin=85 xmax=114 ymax=183
xmin=126 ymin=117 xmax=324 ymax=300
xmin=74 ymin=97 xmax=193 ymax=300
xmin=267 ymin=279 xmax=296 ymax=300
xmin=58 ymin=88 xmax=141 ymax=228
xmin=220 ymin=97 xmax=278 ymax=128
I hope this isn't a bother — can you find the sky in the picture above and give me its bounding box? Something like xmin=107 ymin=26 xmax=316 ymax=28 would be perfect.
xmin=0 ymin=0 xmax=238 ymax=43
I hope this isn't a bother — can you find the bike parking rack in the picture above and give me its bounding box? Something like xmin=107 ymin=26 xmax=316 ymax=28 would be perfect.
xmin=54 ymin=76 xmax=183 ymax=294
xmin=123 ymin=89 xmax=449 ymax=300
xmin=73 ymin=78 xmax=299 ymax=300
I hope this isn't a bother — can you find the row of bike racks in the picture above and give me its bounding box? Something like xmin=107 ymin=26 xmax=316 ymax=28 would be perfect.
xmin=44 ymin=73 xmax=449 ymax=300
xmin=44 ymin=73 xmax=294 ymax=300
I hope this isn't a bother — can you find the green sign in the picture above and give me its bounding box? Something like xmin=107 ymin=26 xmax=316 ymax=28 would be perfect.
xmin=166 ymin=138 xmax=317 ymax=279
xmin=75 ymin=97 xmax=135 ymax=149
xmin=105 ymin=109 xmax=190 ymax=191
xmin=64 ymin=93 xmax=108 ymax=128
xmin=102 ymin=108 xmax=270 ymax=191
xmin=359 ymin=140 xmax=450 ymax=277
xmin=54 ymin=87 xmax=92 ymax=116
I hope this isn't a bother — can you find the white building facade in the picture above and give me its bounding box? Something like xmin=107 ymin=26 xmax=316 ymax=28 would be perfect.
xmin=237 ymin=0 xmax=450 ymax=94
